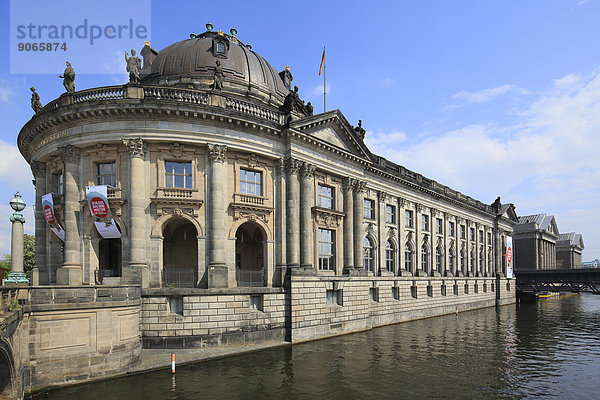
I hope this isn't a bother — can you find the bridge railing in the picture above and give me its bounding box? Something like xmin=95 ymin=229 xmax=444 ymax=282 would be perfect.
xmin=0 ymin=288 xmax=23 ymax=312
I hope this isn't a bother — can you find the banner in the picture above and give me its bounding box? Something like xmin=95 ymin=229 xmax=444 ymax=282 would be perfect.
xmin=41 ymin=193 xmax=65 ymax=241
xmin=506 ymin=236 xmax=513 ymax=278
xmin=85 ymin=185 xmax=121 ymax=239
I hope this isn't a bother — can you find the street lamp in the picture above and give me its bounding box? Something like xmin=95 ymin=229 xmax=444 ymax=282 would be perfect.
xmin=6 ymin=192 xmax=29 ymax=284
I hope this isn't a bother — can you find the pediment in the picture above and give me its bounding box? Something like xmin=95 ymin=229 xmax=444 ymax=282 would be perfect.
xmin=290 ymin=110 xmax=372 ymax=161
xmin=500 ymin=204 xmax=519 ymax=223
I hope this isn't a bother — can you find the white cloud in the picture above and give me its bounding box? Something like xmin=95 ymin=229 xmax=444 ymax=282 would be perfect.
xmin=452 ymin=84 xmax=522 ymax=103
xmin=380 ymin=78 xmax=395 ymax=87
xmin=0 ymin=140 xmax=34 ymax=191
xmin=0 ymin=87 xmax=14 ymax=103
xmin=310 ymin=82 xmax=332 ymax=98
xmin=376 ymin=67 xmax=600 ymax=259
xmin=577 ymin=0 xmax=589 ymax=6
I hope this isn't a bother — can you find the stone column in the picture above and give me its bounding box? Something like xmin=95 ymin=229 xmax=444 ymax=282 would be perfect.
xmin=415 ymin=204 xmax=423 ymax=276
xmin=342 ymin=178 xmax=354 ymax=274
xmin=207 ymin=144 xmax=228 ymax=288
xmin=31 ymin=161 xmax=47 ymax=285
xmin=300 ymin=162 xmax=315 ymax=270
xmin=274 ymin=158 xmax=287 ymax=285
xmin=475 ymin=222 xmax=481 ymax=276
xmin=56 ymin=145 xmax=82 ymax=285
xmin=398 ymin=198 xmax=406 ymax=275
xmin=493 ymin=218 xmax=503 ymax=276
xmin=285 ymin=157 xmax=302 ymax=269
xmin=353 ymin=180 xmax=366 ymax=270
xmin=122 ymin=138 xmax=149 ymax=287
xmin=6 ymin=192 xmax=28 ymax=284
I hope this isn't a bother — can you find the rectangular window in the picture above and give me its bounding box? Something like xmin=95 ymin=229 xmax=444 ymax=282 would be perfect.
xmin=422 ymin=214 xmax=429 ymax=231
xmin=317 ymin=184 xmax=334 ymax=209
xmin=250 ymin=295 xmax=263 ymax=311
xmin=449 ymin=221 xmax=455 ymax=237
xmin=318 ymin=229 xmax=335 ymax=271
xmin=326 ymin=289 xmax=342 ymax=305
xmin=460 ymin=225 xmax=466 ymax=239
xmin=386 ymin=204 xmax=396 ymax=224
xmin=369 ymin=288 xmax=379 ymax=302
xmin=54 ymin=173 xmax=64 ymax=195
xmin=240 ymin=168 xmax=262 ymax=196
xmin=169 ymin=297 xmax=183 ymax=315
xmin=436 ymin=218 xmax=443 ymax=234
xmin=97 ymin=162 xmax=116 ymax=187
xmin=487 ymin=232 xmax=492 ymax=244
xmin=470 ymin=227 xmax=475 ymax=241
xmin=405 ymin=210 xmax=413 ymax=228
xmin=364 ymin=199 xmax=375 ymax=219
xmin=479 ymin=230 xmax=484 ymax=242
xmin=391 ymin=287 xmax=400 ymax=300
xmin=165 ymin=161 xmax=192 ymax=188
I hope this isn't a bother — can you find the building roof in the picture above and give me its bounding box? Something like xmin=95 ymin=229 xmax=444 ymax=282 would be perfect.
xmin=140 ymin=30 xmax=289 ymax=105
xmin=557 ymin=232 xmax=585 ymax=250
xmin=515 ymin=213 xmax=559 ymax=237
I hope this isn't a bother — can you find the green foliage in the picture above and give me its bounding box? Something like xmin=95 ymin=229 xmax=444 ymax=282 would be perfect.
xmin=0 ymin=234 xmax=36 ymax=278
xmin=23 ymin=234 xmax=36 ymax=276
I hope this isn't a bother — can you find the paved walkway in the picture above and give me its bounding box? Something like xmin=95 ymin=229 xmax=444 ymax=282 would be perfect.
xmin=129 ymin=341 xmax=290 ymax=375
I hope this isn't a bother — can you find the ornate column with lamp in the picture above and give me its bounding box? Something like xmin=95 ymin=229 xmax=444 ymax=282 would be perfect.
xmin=6 ymin=192 xmax=29 ymax=284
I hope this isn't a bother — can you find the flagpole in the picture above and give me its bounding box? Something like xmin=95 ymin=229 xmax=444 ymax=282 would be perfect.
xmin=323 ymin=51 xmax=326 ymax=113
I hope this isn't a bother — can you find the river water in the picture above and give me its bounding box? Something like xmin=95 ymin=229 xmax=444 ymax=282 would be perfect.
xmin=47 ymin=294 xmax=600 ymax=399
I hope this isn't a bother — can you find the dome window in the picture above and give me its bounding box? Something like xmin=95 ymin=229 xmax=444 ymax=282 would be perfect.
xmin=212 ymin=35 xmax=230 ymax=59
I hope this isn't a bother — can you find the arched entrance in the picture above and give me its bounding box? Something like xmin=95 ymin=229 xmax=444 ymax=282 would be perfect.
xmin=235 ymin=222 xmax=265 ymax=287
xmin=163 ymin=219 xmax=198 ymax=287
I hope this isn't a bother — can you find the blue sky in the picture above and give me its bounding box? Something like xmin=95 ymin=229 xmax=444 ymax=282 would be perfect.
xmin=1 ymin=0 xmax=599 ymax=261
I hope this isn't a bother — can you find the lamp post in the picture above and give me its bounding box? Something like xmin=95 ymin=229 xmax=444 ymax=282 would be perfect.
xmin=6 ymin=192 xmax=29 ymax=284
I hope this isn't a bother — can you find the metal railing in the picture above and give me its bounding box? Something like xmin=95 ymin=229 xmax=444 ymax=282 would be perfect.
xmin=236 ymin=268 xmax=265 ymax=287
xmin=163 ymin=267 xmax=197 ymax=288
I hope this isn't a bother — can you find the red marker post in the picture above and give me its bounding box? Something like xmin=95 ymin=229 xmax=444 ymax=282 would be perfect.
xmin=171 ymin=353 xmax=175 ymax=374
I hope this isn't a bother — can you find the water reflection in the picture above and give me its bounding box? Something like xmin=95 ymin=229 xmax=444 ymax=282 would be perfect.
xmin=47 ymin=294 xmax=600 ymax=399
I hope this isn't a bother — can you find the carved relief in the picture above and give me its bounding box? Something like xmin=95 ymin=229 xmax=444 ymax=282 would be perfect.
xmin=300 ymin=162 xmax=316 ymax=179
xmin=353 ymin=180 xmax=367 ymax=194
xmin=57 ymin=144 xmax=81 ymax=164
xmin=47 ymin=155 xmax=63 ymax=172
xmin=387 ymin=227 xmax=396 ymax=238
xmin=248 ymin=153 xmax=258 ymax=168
xmin=284 ymin=157 xmax=302 ymax=175
xmin=207 ymin=144 xmax=227 ymax=163
xmin=169 ymin=143 xmax=184 ymax=158
xmin=30 ymin=161 xmax=46 ymax=178
xmin=342 ymin=177 xmax=355 ymax=193
xmin=123 ymin=137 xmax=147 ymax=159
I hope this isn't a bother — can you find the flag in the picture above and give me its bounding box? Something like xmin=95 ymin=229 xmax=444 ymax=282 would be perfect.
xmin=319 ymin=47 xmax=325 ymax=76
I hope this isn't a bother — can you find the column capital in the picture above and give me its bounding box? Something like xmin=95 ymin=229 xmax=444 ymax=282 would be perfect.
xmin=377 ymin=190 xmax=389 ymax=202
xmin=342 ymin=177 xmax=355 ymax=193
xmin=415 ymin=203 xmax=423 ymax=213
xmin=353 ymin=180 xmax=367 ymax=194
xmin=30 ymin=161 xmax=46 ymax=178
xmin=284 ymin=156 xmax=302 ymax=175
xmin=207 ymin=144 xmax=227 ymax=163
xmin=300 ymin=162 xmax=316 ymax=179
xmin=398 ymin=197 xmax=406 ymax=208
xmin=57 ymin=145 xmax=81 ymax=164
xmin=123 ymin=137 xmax=147 ymax=159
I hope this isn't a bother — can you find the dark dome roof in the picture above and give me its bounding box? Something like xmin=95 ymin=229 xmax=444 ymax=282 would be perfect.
xmin=141 ymin=31 xmax=289 ymax=104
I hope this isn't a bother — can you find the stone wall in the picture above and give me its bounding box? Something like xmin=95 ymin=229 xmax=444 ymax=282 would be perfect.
xmin=23 ymin=286 xmax=141 ymax=391
xmin=289 ymin=276 xmax=515 ymax=343
xmin=141 ymin=287 xmax=286 ymax=348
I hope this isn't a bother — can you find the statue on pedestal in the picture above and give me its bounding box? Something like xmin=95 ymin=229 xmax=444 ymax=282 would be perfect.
xmin=59 ymin=61 xmax=75 ymax=93
xmin=30 ymin=87 xmax=43 ymax=114
xmin=125 ymin=49 xmax=142 ymax=83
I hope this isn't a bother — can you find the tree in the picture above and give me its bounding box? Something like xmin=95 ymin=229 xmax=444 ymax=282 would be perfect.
xmin=0 ymin=234 xmax=36 ymax=278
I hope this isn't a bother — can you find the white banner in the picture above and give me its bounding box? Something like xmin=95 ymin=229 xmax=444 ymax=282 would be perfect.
xmin=41 ymin=193 xmax=65 ymax=241
xmin=506 ymin=236 xmax=513 ymax=278
xmin=85 ymin=185 xmax=121 ymax=239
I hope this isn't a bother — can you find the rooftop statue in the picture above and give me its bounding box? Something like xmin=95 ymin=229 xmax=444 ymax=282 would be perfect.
xmin=212 ymin=60 xmax=224 ymax=90
xmin=354 ymin=120 xmax=366 ymax=139
xmin=30 ymin=87 xmax=43 ymax=114
xmin=280 ymin=85 xmax=311 ymax=117
xmin=59 ymin=61 xmax=75 ymax=93
xmin=125 ymin=49 xmax=142 ymax=83
xmin=491 ymin=197 xmax=501 ymax=213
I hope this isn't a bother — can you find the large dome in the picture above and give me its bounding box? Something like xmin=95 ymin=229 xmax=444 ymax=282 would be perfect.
xmin=141 ymin=30 xmax=290 ymax=104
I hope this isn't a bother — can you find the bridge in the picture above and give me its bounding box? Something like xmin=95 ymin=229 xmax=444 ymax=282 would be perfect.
xmin=515 ymin=268 xmax=600 ymax=295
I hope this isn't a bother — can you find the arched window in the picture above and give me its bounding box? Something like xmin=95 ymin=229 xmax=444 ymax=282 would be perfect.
xmin=363 ymin=237 xmax=374 ymax=272
xmin=436 ymin=245 xmax=443 ymax=272
xmin=405 ymin=243 xmax=413 ymax=272
xmin=385 ymin=239 xmax=395 ymax=273
xmin=460 ymin=248 xmax=466 ymax=272
xmin=479 ymin=246 xmax=485 ymax=273
xmin=449 ymin=248 xmax=455 ymax=272
xmin=470 ymin=248 xmax=476 ymax=272
xmin=421 ymin=243 xmax=429 ymax=271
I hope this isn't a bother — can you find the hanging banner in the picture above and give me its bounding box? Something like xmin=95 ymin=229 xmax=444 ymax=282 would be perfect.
xmin=506 ymin=236 xmax=513 ymax=278
xmin=85 ymin=185 xmax=122 ymax=239
xmin=41 ymin=193 xmax=65 ymax=241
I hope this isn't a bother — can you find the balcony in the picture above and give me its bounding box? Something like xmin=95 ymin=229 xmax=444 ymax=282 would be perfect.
xmin=230 ymin=193 xmax=272 ymax=223
xmin=151 ymin=187 xmax=203 ymax=217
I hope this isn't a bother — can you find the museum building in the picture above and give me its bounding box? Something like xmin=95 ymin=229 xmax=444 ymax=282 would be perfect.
xmin=12 ymin=30 xmax=518 ymax=380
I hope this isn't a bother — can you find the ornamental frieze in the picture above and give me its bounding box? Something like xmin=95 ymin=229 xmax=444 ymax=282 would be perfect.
xmin=123 ymin=137 xmax=147 ymax=159
xmin=57 ymin=144 xmax=81 ymax=164
xmin=208 ymin=144 xmax=227 ymax=163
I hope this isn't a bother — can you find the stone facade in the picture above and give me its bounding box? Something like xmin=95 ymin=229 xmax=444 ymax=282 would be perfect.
xmin=12 ymin=28 xmax=521 ymax=393
xmin=556 ymin=233 xmax=584 ymax=269
xmin=513 ymin=214 xmax=559 ymax=270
